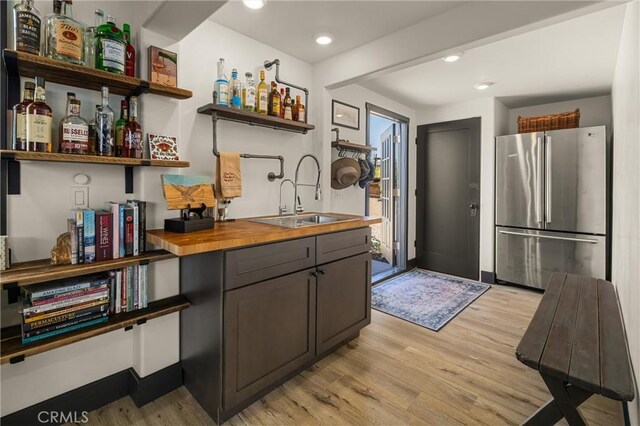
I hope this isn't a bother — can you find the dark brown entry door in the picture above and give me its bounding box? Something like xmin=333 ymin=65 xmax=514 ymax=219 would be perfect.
xmin=416 ymin=117 xmax=480 ymax=280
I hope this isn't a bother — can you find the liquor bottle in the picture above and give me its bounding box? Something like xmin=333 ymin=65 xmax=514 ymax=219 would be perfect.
xmin=215 ymin=58 xmax=229 ymax=107
xmin=256 ymin=70 xmax=268 ymax=115
xmin=13 ymin=0 xmax=42 ymax=55
xmin=242 ymin=72 xmax=256 ymax=112
xmin=268 ymin=82 xmax=281 ymax=117
xmin=293 ymin=95 xmax=305 ymax=122
xmin=279 ymin=88 xmax=286 ymax=118
xmin=123 ymin=23 xmax=135 ymax=77
xmin=88 ymin=107 xmax=97 ymax=154
xmin=83 ymin=9 xmax=104 ymax=69
xmin=283 ymin=88 xmax=293 ymax=121
xmin=66 ymin=91 xmax=75 ymax=100
xmin=45 ymin=0 xmax=84 ymax=65
xmin=230 ymin=68 xmax=242 ymax=108
xmin=59 ymin=98 xmax=89 ymax=154
xmin=95 ymin=86 xmax=114 ymax=156
xmin=12 ymin=81 xmax=35 ymax=151
xmin=115 ymin=100 xmax=128 ymax=157
xmin=124 ymin=96 xmax=143 ymax=159
xmin=95 ymin=15 xmax=126 ymax=74
xmin=25 ymin=77 xmax=53 ymax=152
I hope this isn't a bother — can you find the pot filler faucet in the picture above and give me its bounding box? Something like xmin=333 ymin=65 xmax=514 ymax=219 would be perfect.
xmin=294 ymin=154 xmax=321 ymax=215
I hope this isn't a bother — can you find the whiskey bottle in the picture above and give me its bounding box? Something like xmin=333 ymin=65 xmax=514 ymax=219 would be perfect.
xmin=26 ymin=77 xmax=53 ymax=152
xmin=124 ymin=96 xmax=143 ymax=159
xmin=242 ymin=72 xmax=256 ymax=112
xmin=59 ymin=98 xmax=89 ymax=154
xmin=95 ymin=16 xmax=126 ymax=74
xmin=279 ymin=88 xmax=286 ymax=118
xmin=293 ymin=95 xmax=305 ymax=122
xmin=13 ymin=0 xmax=41 ymax=55
xmin=83 ymin=9 xmax=104 ymax=69
xmin=268 ymin=82 xmax=281 ymax=117
xmin=256 ymin=70 xmax=268 ymax=115
xmin=283 ymin=88 xmax=293 ymax=120
xmin=123 ymin=23 xmax=136 ymax=77
xmin=215 ymin=58 xmax=229 ymax=106
xmin=95 ymin=86 xmax=114 ymax=156
xmin=45 ymin=0 xmax=84 ymax=65
xmin=12 ymin=81 xmax=35 ymax=151
xmin=115 ymin=100 xmax=128 ymax=157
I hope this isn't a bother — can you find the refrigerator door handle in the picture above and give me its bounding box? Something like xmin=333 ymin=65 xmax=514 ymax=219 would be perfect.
xmin=498 ymin=230 xmax=599 ymax=244
xmin=537 ymin=136 xmax=544 ymax=224
xmin=545 ymin=136 xmax=552 ymax=223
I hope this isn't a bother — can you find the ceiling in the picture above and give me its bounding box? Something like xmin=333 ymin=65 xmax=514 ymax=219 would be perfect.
xmin=360 ymin=4 xmax=627 ymax=108
xmin=209 ymin=1 xmax=465 ymax=64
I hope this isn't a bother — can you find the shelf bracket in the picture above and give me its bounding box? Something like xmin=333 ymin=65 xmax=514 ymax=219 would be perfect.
xmin=136 ymin=318 xmax=147 ymax=326
xmin=124 ymin=325 xmax=133 ymax=332
xmin=3 ymin=282 xmax=19 ymax=304
xmin=10 ymin=354 xmax=25 ymax=364
xmin=125 ymin=166 xmax=133 ymax=194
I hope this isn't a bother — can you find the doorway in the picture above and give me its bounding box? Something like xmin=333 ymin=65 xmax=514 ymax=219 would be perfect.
xmin=366 ymin=103 xmax=409 ymax=283
xmin=416 ymin=118 xmax=481 ymax=281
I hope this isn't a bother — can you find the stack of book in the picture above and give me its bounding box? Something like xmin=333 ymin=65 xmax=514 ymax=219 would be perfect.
xmin=111 ymin=264 xmax=148 ymax=313
xmin=21 ymin=276 xmax=111 ymax=344
xmin=68 ymin=200 xmax=146 ymax=265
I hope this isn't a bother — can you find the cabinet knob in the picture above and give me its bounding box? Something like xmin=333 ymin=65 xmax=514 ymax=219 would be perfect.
xmin=317 ymin=269 xmax=325 ymax=275
xmin=311 ymin=271 xmax=318 ymax=278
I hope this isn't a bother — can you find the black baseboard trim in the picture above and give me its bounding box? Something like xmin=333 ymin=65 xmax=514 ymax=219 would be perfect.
xmin=407 ymin=258 xmax=417 ymax=269
xmin=1 ymin=362 xmax=183 ymax=426
xmin=480 ymin=270 xmax=496 ymax=284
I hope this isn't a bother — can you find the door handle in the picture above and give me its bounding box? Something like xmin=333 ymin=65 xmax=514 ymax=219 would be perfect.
xmin=317 ymin=269 xmax=325 ymax=275
xmin=310 ymin=271 xmax=318 ymax=278
xmin=469 ymin=203 xmax=478 ymax=217
xmin=537 ymin=136 xmax=544 ymax=224
xmin=545 ymin=136 xmax=552 ymax=223
xmin=498 ymin=230 xmax=599 ymax=244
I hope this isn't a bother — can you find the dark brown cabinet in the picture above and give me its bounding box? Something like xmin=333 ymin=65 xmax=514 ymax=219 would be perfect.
xmin=223 ymin=268 xmax=316 ymax=409
xmin=316 ymin=252 xmax=371 ymax=354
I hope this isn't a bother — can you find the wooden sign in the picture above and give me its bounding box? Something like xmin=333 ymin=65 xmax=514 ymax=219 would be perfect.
xmin=161 ymin=174 xmax=215 ymax=211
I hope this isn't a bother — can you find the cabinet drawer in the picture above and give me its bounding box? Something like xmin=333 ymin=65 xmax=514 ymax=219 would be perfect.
xmin=225 ymin=237 xmax=316 ymax=290
xmin=316 ymin=227 xmax=371 ymax=265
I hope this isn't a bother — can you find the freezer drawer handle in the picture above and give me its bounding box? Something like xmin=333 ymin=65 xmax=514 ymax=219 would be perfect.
xmin=498 ymin=230 xmax=599 ymax=244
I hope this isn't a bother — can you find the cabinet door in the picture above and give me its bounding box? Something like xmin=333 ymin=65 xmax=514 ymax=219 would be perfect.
xmin=316 ymin=252 xmax=371 ymax=354
xmin=224 ymin=268 xmax=316 ymax=410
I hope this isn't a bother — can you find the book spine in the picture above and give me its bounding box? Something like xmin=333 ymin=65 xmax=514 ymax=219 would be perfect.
xmin=131 ymin=202 xmax=139 ymax=256
xmin=137 ymin=201 xmax=146 ymax=254
xmin=22 ymin=317 xmax=109 ymax=344
xmin=121 ymin=268 xmax=127 ymax=312
xmin=115 ymin=270 xmax=122 ymax=314
xmin=27 ymin=278 xmax=107 ymax=300
xmin=141 ymin=264 xmax=148 ymax=308
xmin=133 ymin=265 xmax=139 ymax=310
xmin=74 ymin=210 xmax=84 ymax=264
xmin=124 ymin=208 xmax=134 ymax=256
xmin=23 ymin=312 xmax=109 ymax=338
xmin=96 ymin=211 xmax=113 ymax=262
xmin=83 ymin=210 xmax=96 ymax=264
xmin=23 ymin=290 xmax=109 ymax=316
xmin=68 ymin=219 xmax=78 ymax=265
xmin=127 ymin=266 xmax=133 ymax=312
xmin=109 ymin=203 xmax=119 ymax=259
xmin=23 ymin=299 xmax=110 ymax=322
xmin=31 ymin=285 xmax=108 ymax=306
xmin=119 ymin=204 xmax=125 ymax=258
xmin=23 ymin=303 xmax=109 ymax=332
xmin=109 ymin=272 xmax=116 ymax=314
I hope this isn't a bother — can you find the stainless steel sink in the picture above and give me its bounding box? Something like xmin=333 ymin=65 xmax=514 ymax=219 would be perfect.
xmin=251 ymin=214 xmax=348 ymax=228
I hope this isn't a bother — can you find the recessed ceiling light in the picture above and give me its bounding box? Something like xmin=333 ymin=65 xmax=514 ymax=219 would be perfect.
xmin=242 ymin=0 xmax=266 ymax=10
xmin=442 ymin=53 xmax=463 ymax=63
xmin=474 ymin=82 xmax=494 ymax=90
xmin=315 ymin=33 xmax=334 ymax=45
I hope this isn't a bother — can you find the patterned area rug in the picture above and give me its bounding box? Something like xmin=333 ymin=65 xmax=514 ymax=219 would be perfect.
xmin=372 ymin=269 xmax=491 ymax=331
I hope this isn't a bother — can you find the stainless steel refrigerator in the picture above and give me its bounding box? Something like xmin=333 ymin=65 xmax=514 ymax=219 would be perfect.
xmin=495 ymin=126 xmax=608 ymax=289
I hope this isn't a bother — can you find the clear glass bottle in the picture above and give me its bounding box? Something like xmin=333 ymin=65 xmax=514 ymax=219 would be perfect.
xmin=123 ymin=23 xmax=136 ymax=77
xmin=83 ymin=9 xmax=104 ymax=69
xmin=95 ymin=15 xmax=126 ymax=74
xmin=124 ymin=96 xmax=143 ymax=159
xmin=214 ymin=58 xmax=229 ymax=106
xmin=283 ymin=88 xmax=293 ymax=120
xmin=115 ymin=100 xmax=128 ymax=157
xmin=59 ymin=98 xmax=89 ymax=154
xmin=95 ymin=86 xmax=114 ymax=156
xmin=45 ymin=0 xmax=84 ymax=65
xmin=230 ymin=68 xmax=242 ymax=108
xmin=242 ymin=72 xmax=256 ymax=112
xmin=26 ymin=77 xmax=53 ymax=152
xmin=12 ymin=81 xmax=35 ymax=151
xmin=13 ymin=0 xmax=42 ymax=55
xmin=256 ymin=69 xmax=268 ymax=115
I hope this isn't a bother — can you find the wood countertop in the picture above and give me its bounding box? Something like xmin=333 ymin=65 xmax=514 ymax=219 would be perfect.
xmin=146 ymin=213 xmax=382 ymax=256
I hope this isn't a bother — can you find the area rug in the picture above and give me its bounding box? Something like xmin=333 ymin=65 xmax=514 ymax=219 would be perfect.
xmin=371 ymin=269 xmax=490 ymax=331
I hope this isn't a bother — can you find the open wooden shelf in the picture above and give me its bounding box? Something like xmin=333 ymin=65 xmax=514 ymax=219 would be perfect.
xmin=1 ymin=250 xmax=175 ymax=288
xmin=0 ymin=150 xmax=190 ymax=168
xmin=3 ymin=49 xmax=192 ymax=99
xmin=198 ymin=103 xmax=315 ymax=134
xmin=0 ymin=294 xmax=190 ymax=364
xmin=331 ymin=140 xmax=377 ymax=152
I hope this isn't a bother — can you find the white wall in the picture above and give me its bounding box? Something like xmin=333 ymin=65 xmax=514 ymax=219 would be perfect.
xmin=611 ymin=1 xmax=640 ymax=424
xmin=507 ymin=95 xmax=612 ymax=135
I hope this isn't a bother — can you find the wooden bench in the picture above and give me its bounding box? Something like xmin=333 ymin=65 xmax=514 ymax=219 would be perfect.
xmin=516 ymin=273 xmax=635 ymax=426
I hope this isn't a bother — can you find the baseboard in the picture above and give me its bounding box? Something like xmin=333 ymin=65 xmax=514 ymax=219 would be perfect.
xmin=1 ymin=362 xmax=183 ymax=426
xmin=407 ymin=258 xmax=417 ymax=269
xmin=480 ymin=270 xmax=496 ymax=284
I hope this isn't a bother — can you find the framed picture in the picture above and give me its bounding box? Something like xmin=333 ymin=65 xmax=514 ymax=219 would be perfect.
xmin=332 ymin=100 xmax=360 ymax=130
xmin=149 ymin=46 xmax=177 ymax=87
xmin=161 ymin=174 xmax=216 ymax=210
xmin=148 ymin=134 xmax=179 ymax=161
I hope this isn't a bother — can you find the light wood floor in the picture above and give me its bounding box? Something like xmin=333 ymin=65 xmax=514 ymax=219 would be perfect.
xmin=78 ymin=284 xmax=623 ymax=425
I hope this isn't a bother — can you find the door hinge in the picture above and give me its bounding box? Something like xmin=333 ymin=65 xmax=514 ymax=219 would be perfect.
xmin=393 ymin=135 xmax=401 ymax=144
xmin=414 ymin=240 xmax=417 ymax=247
xmin=394 ymin=241 xmax=401 ymax=250
xmin=393 ymin=188 xmax=401 ymax=197
xmin=415 ymin=137 xmax=418 ymax=145
xmin=414 ymin=189 xmax=417 ymax=196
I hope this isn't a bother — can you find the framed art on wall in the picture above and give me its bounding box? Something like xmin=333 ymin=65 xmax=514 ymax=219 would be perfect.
xmin=332 ymin=100 xmax=360 ymax=130
xmin=149 ymin=46 xmax=178 ymax=87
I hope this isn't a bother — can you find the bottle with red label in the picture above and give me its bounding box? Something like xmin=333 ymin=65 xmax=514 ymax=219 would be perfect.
xmin=59 ymin=97 xmax=89 ymax=154
xmin=123 ymin=23 xmax=135 ymax=77
xmin=124 ymin=96 xmax=143 ymax=158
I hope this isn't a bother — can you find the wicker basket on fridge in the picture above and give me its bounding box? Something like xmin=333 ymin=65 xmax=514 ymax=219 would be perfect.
xmin=517 ymin=109 xmax=580 ymax=133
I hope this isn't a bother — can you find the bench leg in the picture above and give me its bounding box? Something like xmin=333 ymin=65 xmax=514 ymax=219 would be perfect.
xmin=522 ymin=374 xmax=592 ymax=426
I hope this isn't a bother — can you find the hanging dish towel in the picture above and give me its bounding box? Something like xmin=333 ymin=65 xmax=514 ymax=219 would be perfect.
xmin=216 ymin=152 xmax=242 ymax=199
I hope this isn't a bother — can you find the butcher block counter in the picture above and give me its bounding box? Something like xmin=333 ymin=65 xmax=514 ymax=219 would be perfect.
xmin=146 ymin=213 xmax=380 ymax=424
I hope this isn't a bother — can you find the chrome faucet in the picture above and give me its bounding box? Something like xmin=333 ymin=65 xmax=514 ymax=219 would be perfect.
xmin=279 ymin=179 xmax=295 ymax=216
xmin=294 ymin=154 xmax=321 ymax=216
